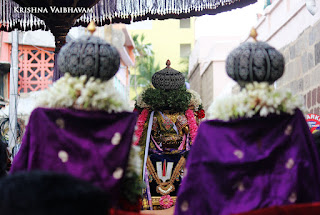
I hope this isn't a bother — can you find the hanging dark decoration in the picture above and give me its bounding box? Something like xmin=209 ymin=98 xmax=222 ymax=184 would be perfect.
xmin=1 ymin=0 xmax=101 ymax=52
xmin=1 ymin=0 xmax=257 ymax=34
xmin=0 ymin=0 xmax=257 ymax=81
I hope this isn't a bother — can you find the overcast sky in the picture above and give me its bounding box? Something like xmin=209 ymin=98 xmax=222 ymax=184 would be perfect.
xmin=127 ymin=0 xmax=265 ymax=40
xmin=195 ymin=0 xmax=264 ymax=40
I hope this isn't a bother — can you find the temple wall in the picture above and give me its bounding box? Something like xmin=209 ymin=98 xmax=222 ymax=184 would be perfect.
xmin=276 ymin=19 xmax=320 ymax=115
xmin=189 ymin=64 xmax=201 ymax=99
xmin=200 ymin=62 xmax=214 ymax=111
xmin=243 ymin=0 xmax=320 ymax=115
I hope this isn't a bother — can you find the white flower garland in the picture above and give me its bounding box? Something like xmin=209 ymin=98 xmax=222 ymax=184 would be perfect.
xmin=188 ymin=89 xmax=202 ymax=111
xmin=136 ymin=93 xmax=150 ymax=109
xmin=208 ymin=82 xmax=305 ymax=121
xmin=37 ymin=73 xmax=129 ymax=112
xmin=126 ymin=145 xmax=142 ymax=177
xmin=37 ymin=73 xmax=141 ymax=199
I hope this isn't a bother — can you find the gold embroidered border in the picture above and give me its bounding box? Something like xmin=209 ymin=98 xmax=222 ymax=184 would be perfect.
xmin=146 ymin=156 xmax=186 ymax=195
xmin=152 ymin=196 xmax=177 ymax=206
xmin=147 ymin=156 xmax=162 ymax=185
xmin=147 ymin=156 xmax=185 ymax=185
xmin=171 ymin=156 xmax=185 ymax=182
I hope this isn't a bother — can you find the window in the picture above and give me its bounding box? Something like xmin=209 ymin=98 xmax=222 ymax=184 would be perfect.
xmin=17 ymin=46 xmax=54 ymax=93
xmin=180 ymin=44 xmax=191 ymax=58
xmin=180 ymin=18 xmax=190 ymax=28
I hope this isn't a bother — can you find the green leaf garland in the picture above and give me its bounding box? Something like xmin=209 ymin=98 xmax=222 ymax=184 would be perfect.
xmin=142 ymin=87 xmax=191 ymax=112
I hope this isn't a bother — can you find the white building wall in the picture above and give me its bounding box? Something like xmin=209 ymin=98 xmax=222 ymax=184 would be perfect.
xmin=245 ymin=0 xmax=320 ymax=48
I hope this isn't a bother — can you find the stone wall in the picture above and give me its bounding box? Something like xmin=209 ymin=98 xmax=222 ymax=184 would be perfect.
xmin=189 ymin=63 xmax=214 ymax=111
xmin=189 ymin=64 xmax=201 ymax=98
xmin=276 ymin=19 xmax=320 ymax=115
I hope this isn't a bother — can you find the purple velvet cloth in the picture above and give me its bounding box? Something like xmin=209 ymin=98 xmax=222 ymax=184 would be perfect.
xmin=11 ymin=108 xmax=137 ymax=199
xmin=175 ymin=109 xmax=320 ymax=215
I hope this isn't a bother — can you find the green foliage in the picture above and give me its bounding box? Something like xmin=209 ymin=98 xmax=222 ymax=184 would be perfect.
xmin=130 ymin=34 xmax=160 ymax=92
xmin=120 ymin=172 xmax=145 ymax=204
xmin=179 ymin=58 xmax=189 ymax=81
xmin=130 ymin=55 xmax=160 ymax=88
xmin=142 ymin=87 xmax=191 ymax=112
xmin=132 ymin=34 xmax=153 ymax=57
xmin=134 ymin=102 xmax=144 ymax=113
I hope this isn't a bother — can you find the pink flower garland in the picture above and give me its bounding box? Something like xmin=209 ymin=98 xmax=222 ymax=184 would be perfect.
xmin=133 ymin=109 xmax=149 ymax=146
xmin=159 ymin=195 xmax=174 ymax=209
xmin=133 ymin=109 xmax=198 ymax=145
xmin=185 ymin=109 xmax=198 ymax=144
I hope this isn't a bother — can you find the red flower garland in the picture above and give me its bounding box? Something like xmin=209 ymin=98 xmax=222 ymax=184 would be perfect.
xmin=196 ymin=109 xmax=205 ymax=119
xmin=185 ymin=109 xmax=198 ymax=143
xmin=133 ymin=109 xmax=149 ymax=146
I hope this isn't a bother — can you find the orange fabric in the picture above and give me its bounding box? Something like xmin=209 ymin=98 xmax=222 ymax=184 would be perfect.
xmin=8 ymin=45 xmax=55 ymax=93
xmin=234 ymin=202 xmax=320 ymax=215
